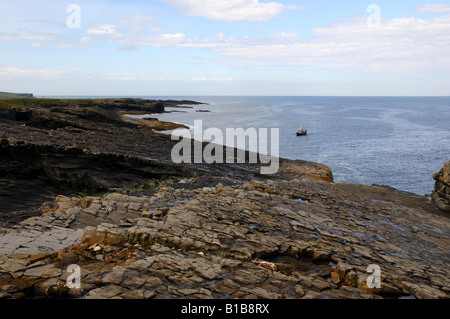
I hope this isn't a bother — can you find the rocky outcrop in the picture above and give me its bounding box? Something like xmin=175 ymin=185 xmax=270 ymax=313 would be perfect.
xmin=124 ymin=116 xmax=190 ymax=131
xmin=0 ymin=178 xmax=448 ymax=299
xmin=279 ymin=159 xmax=333 ymax=183
xmin=0 ymin=98 xmax=329 ymax=226
xmin=432 ymin=161 xmax=450 ymax=212
xmin=0 ymin=98 xmax=448 ymax=300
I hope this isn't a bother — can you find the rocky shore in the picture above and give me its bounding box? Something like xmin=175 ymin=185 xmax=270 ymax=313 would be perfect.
xmin=0 ymin=98 xmax=448 ymax=299
xmin=432 ymin=161 xmax=450 ymax=212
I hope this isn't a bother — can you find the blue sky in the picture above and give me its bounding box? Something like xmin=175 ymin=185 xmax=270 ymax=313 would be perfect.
xmin=1 ymin=0 xmax=449 ymax=96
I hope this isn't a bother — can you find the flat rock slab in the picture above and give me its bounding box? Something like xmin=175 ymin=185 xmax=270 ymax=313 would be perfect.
xmin=0 ymin=178 xmax=448 ymax=299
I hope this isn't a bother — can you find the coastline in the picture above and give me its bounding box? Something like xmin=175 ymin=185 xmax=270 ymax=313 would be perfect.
xmin=145 ymin=96 xmax=450 ymax=196
xmin=0 ymin=97 xmax=449 ymax=299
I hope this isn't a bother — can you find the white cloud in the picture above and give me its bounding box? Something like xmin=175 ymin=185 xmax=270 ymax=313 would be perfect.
xmin=0 ymin=32 xmax=62 ymax=44
xmin=117 ymin=45 xmax=138 ymax=51
xmin=154 ymin=77 xmax=233 ymax=82
xmin=20 ymin=34 xmax=60 ymax=41
xmin=3 ymin=1 xmax=449 ymax=80
xmin=0 ymin=65 xmax=84 ymax=78
xmin=132 ymin=32 xmax=187 ymax=47
xmin=200 ymin=14 xmax=450 ymax=73
xmin=416 ymin=4 xmax=450 ymax=13
xmin=158 ymin=32 xmax=185 ymax=41
xmin=86 ymin=24 xmax=117 ymax=35
xmin=100 ymin=72 xmax=137 ymax=81
xmin=116 ymin=14 xmax=159 ymax=32
xmin=162 ymin=0 xmax=300 ymax=22
xmin=60 ymin=9 xmax=450 ymax=75
xmin=73 ymin=11 xmax=450 ymax=75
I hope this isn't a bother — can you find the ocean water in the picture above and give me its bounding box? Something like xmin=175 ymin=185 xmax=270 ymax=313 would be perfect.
xmin=144 ymin=96 xmax=450 ymax=196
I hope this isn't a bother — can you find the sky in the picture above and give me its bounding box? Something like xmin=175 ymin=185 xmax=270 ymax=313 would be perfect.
xmin=0 ymin=0 xmax=449 ymax=96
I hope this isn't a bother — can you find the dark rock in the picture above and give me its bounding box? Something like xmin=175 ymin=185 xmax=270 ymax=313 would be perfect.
xmin=0 ymin=98 xmax=331 ymax=225
xmin=2 ymin=98 xmax=448 ymax=300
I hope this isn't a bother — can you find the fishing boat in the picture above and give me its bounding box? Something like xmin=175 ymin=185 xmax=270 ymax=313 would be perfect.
xmin=296 ymin=124 xmax=308 ymax=136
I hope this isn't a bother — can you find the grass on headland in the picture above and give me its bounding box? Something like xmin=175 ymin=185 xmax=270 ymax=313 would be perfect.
xmin=0 ymin=98 xmax=100 ymax=108
xmin=0 ymin=91 xmax=34 ymax=99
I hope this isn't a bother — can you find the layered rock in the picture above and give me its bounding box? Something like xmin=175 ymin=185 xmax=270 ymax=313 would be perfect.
xmin=0 ymin=177 xmax=449 ymax=299
xmin=123 ymin=116 xmax=190 ymax=131
xmin=432 ymin=161 xmax=450 ymax=211
xmin=0 ymin=98 xmax=448 ymax=300
xmin=0 ymin=98 xmax=332 ymax=226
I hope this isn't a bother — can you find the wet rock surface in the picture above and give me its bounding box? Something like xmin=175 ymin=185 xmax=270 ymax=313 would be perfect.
xmin=0 ymin=98 xmax=448 ymax=299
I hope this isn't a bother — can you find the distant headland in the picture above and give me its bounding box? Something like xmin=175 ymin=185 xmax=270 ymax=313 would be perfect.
xmin=0 ymin=91 xmax=34 ymax=98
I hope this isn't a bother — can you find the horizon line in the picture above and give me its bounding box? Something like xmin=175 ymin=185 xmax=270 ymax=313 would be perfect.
xmin=35 ymin=95 xmax=450 ymax=98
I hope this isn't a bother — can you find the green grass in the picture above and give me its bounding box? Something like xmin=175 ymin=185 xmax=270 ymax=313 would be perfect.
xmin=126 ymin=177 xmax=193 ymax=193
xmin=0 ymin=91 xmax=33 ymax=98
xmin=0 ymin=97 xmax=106 ymax=109
xmin=74 ymin=190 xmax=109 ymax=199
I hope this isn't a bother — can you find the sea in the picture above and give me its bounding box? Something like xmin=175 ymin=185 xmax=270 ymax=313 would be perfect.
xmin=47 ymin=96 xmax=450 ymax=196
